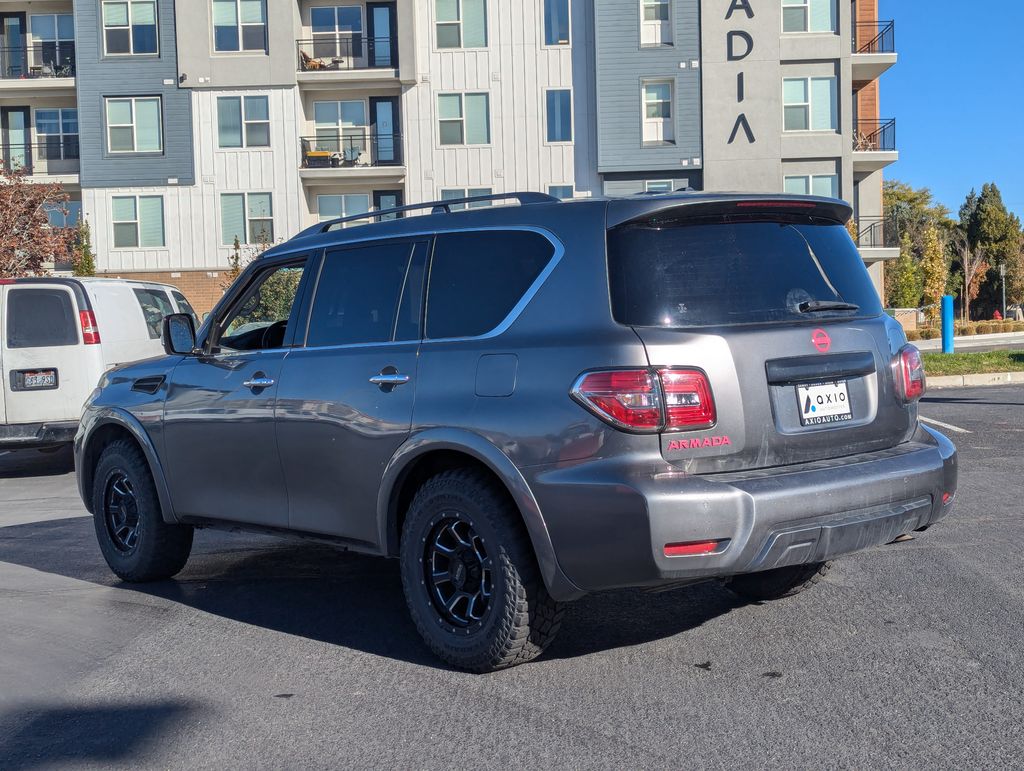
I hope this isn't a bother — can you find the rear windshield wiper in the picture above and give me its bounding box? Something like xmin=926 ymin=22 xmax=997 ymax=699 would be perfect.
xmin=798 ymin=300 xmax=860 ymax=313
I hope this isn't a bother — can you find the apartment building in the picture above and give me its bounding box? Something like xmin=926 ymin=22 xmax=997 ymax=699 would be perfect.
xmin=1 ymin=0 xmax=897 ymax=310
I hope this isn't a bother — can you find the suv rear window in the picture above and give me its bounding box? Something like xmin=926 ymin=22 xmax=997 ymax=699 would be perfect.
xmin=607 ymin=219 xmax=882 ymax=328
xmin=426 ymin=230 xmax=555 ymax=339
xmin=6 ymin=288 xmax=79 ymax=348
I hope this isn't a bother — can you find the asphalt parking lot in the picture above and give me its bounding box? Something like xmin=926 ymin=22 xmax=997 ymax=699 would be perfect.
xmin=1 ymin=385 xmax=1022 ymax=769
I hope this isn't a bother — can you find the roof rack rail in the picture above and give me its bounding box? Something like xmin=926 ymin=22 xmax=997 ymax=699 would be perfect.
xmin=300 ymin=191 xmax=559 ymax=237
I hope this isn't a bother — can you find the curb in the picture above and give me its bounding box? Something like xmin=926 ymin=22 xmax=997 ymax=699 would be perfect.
xmin=927 ymin=371 xmax=1024 ymax=389
xmin=915 ymin=331 xmax=1024 ymax=351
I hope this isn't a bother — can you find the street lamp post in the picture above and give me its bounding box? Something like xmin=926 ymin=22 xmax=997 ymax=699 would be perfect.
xmin=1001 ymin=263 xmax=1006 ymax=319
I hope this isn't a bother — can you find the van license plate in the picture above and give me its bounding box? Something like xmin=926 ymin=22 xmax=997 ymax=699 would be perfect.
xmin=797 ymin=381 xmax=852 ymax=426
xmin=23 ymin=370 xmax=57 ymax=389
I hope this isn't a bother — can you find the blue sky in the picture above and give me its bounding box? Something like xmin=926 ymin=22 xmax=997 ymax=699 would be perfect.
xmin=879 ymin=0 xmax=1023 ymax=220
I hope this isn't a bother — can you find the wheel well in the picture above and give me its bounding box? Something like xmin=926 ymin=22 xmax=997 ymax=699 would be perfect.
xmin=80 ymin=424 xmax=143 ymax=512
xmin=386 ymin=450 xmax=518 ymax=557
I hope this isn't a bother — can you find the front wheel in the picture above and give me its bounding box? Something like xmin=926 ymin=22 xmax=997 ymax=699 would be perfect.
xmin=724 ymin=561 xmax=832 ymax=602
xmin=92 ymin=440 xmax=193 ymax=582
xmin=399 ymin=469 xmax=564 ymax=672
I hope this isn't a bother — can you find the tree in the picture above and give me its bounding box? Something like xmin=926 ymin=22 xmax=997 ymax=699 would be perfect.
xmin=919 ymin=223 xmax=949 ymax=324
xmin=1008 ymin=242 xmax=1024 ymax=307
xmin=0 ymin=168 xmax=76 ymax=278
xmin=959 ymin=184 xmax=1022 ymax=316
xmin=72 ymin=219 xmax=96 ymax=277
xmin=884 ymin=179 xmax=953 ymax=251
xmin=885 ymin=232 xmax=923 ymax=308
xmin=950 ymin=229 xmax=988 ymax=322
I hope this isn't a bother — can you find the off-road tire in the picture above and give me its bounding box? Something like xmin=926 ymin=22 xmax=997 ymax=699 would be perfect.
xmin=92 ymin=440 xmax=193 ymax=582
xmin=400 ymin=469 xmax=564 ymax=672
xmin=724 ymin=561 xmax=832 ymax=602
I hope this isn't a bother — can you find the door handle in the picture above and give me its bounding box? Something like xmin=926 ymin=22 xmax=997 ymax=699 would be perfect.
xmin=243 ymin=376 xmax=276 ymax=390
xmin=369 ymin=373 xmax=410 ymax=387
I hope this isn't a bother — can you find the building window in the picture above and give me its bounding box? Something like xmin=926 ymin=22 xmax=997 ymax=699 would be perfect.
xmin=45 ymin=200 xmax=82 ymax=228
xmin=548 ymin=185 xmax=573 ymax=200
xmin=314 ymin=100 xmax=368 ymax=161
xmin=641 ymin=0 xmax=671 ymax=46
xmin=317 ymin=194 xmax=371 ymax=224
xmin=545 ymin=89 xmax=572 ymax=143
xmin=29 ymin=14 xmax=76 ymax=73
xmin=311 ymin=6 xmax=363 ymax=59
xmin=112 ymin=195 xmax=165 ymax=248
xmin=784 ymin=174 xmax=838 ymax=198
xmin=438 ymin=93 xmax=490 ymax=146
xmin=645 ymin=180 xmax=674 ymax=193
xmin=642 ymin=80 xmax=674 ymax=144
xmin=217 ymin=96 xmax=270 ymax=148
xmin=101 ymin=1 xmax=158 ymax=55
xmin=435 ymin=0 xmax=487 ymax=49
xmin=544 ymin=0 xmax=570 ymax=45
xmin=221 ymin=193 xmax=273 ymax=245
xmin=36 ymin=108 xmax=79 ymax=161
xmin=441 ymin=188 xmax=493 ymax=210
xmin=782 ymin=0 xmax=836 ymax=33
xmin=105 ymin=97 xmax=162 ymax=153
xmin=213 ymin=0 xmax=267 ymax=52
xmin=783 ymin=77 xmax=837 ymax=131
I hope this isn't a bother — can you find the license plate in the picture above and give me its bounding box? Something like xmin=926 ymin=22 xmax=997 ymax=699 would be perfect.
xmin=23 ymin=370 xmax=57 ymax=389
xmin=797 ymin=380 xmax=852 ymax=426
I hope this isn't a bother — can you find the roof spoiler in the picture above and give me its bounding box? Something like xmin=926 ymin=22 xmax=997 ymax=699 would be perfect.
xmin=606 ymin=193 xmax=853 ymax=229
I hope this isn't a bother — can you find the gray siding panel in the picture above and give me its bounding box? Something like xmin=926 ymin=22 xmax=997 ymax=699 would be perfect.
xmin=594 ymin=0 xmax=702 ymax=173
xmin=74 ymin=0 xmax=195 ymax=187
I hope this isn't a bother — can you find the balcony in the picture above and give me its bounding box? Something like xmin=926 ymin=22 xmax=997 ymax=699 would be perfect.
xmin=0 ymin=43 xmax=75 ymax=88
xmin=853 ymin=216 xmax=899 ymax=263
xmin=2 ymin=138 xmax=80 ymax=184
xmin=299 ymin=133 xmax=404 ymax=184
xmin=851 ymin=21 xmax=896 ymax=81
xmin=296 ymin=36 xmax=398 ymax=88
xmin=853 ymin=118 xmax=898 ymax=171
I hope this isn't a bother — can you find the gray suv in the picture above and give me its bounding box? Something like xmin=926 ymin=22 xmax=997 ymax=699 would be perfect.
xmin=75 ymin=192 xmax=958 ymax=672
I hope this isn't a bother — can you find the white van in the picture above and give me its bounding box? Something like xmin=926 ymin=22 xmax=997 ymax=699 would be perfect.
xmin=0 ymin=277 xmax=199 ymax=450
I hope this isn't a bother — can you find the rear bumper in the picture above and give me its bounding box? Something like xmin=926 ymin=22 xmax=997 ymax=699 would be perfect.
xmin=0 ymin=421 xmax=78 ymax=450
xmin=526 ymin=425 xmax=958 ymax=593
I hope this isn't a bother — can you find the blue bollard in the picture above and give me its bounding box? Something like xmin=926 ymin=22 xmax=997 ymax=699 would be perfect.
xmin=941 ymin=295 xmax=954 ymax=354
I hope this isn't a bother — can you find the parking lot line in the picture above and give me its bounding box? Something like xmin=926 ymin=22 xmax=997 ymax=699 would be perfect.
xmin=920 ymin=416 xmax=972 ymax=434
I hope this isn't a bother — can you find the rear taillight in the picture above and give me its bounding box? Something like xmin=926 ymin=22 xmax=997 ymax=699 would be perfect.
xmin=80 ymin=310 xmax=101 ymax=345
xmin=571 ymin=368 xmax=716 ymax=433
xmin=895 ymin=344 xmax=925 ymax=403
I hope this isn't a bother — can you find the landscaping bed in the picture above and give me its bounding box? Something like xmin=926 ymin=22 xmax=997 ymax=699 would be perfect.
xmin=905 ymin=319 xmax=1024 ymax=341
xmin=922 ymin=351 xmax=1024 ymax=377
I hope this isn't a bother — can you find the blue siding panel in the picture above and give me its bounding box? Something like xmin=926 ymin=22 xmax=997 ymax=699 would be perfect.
xmin=593 ymin=0 xmax=702 ymax=173
xmin=74 ymin=0 xmax=195 ymax=187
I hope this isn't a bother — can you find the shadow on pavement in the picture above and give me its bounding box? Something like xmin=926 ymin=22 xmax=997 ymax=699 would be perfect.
xmin=0 ymin=446 xmax=75 ymax=480
xmin=0 ymin=700 xmax=197 ymax=770
xmin=0 ymin=516 xmax=737 ymax=670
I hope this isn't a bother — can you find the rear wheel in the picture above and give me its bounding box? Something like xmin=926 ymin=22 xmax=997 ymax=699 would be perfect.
xmin=724 ymin=561 xmax=831 ymax=602
xmin=92 ymin=440 xmax=193 ymax=582
xmin=399 ymin=469 xmax=564 ymax=672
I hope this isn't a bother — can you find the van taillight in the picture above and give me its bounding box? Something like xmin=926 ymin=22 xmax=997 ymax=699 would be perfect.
xmin=571 ymin=368 xmax=716 ymax=433
xmin=80 ymin=310 xmax=100 ymax=345
xmin=895 ymin=344 xmax=925 ymax=403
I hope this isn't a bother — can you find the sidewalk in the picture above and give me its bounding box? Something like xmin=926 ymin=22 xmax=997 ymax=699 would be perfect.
xmin=929 ymin=371 xmax=1024 ymax=389
xmin=915 ymin=331 xmax=1024 ymax=351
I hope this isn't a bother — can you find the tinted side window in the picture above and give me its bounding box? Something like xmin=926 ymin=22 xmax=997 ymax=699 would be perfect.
xmin=6 ymin=288 xmax=78 ymax=348
xmin=133 ymin=288 xmax=174 ymax=339
xmin=171 ymin=290 xmax=200 ymax=327
xmin=426 ymin=230 xmax=555 ymax=339
xmin=307 ymin=242 xmax=414 ymax=347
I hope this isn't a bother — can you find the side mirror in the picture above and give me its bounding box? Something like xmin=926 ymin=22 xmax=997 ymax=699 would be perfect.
xmin=163 ymin=313 xmax=197 ymax=355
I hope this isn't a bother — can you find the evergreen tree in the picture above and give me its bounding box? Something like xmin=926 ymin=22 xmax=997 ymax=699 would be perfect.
xmin=72 ymin=220 xmax=96 ymax=277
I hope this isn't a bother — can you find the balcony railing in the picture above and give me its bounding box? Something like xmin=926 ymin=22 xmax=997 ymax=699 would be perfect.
xmin=854 ymin=217 xmax=899 ymax=250
xmin=296 ymin=36 xmax=397 ymax=72
xmin=300 ymin=133 xmax=403 ymax=169
xmin=853 ymin=118 xmax=896 ymax=152
xmin=2 ymin=138 xmax=80 ymax=177
xmin=853 ymin=20 xmax=895 ymax=54
xmin=0 ymin=42 xmax=76 ymax=80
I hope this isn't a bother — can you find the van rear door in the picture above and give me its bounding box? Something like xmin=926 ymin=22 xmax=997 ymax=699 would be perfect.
xmin=1 ymin=282 xmax=97 ymax=424
xmin=605 ymin=198 xmax=915 ymax=474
